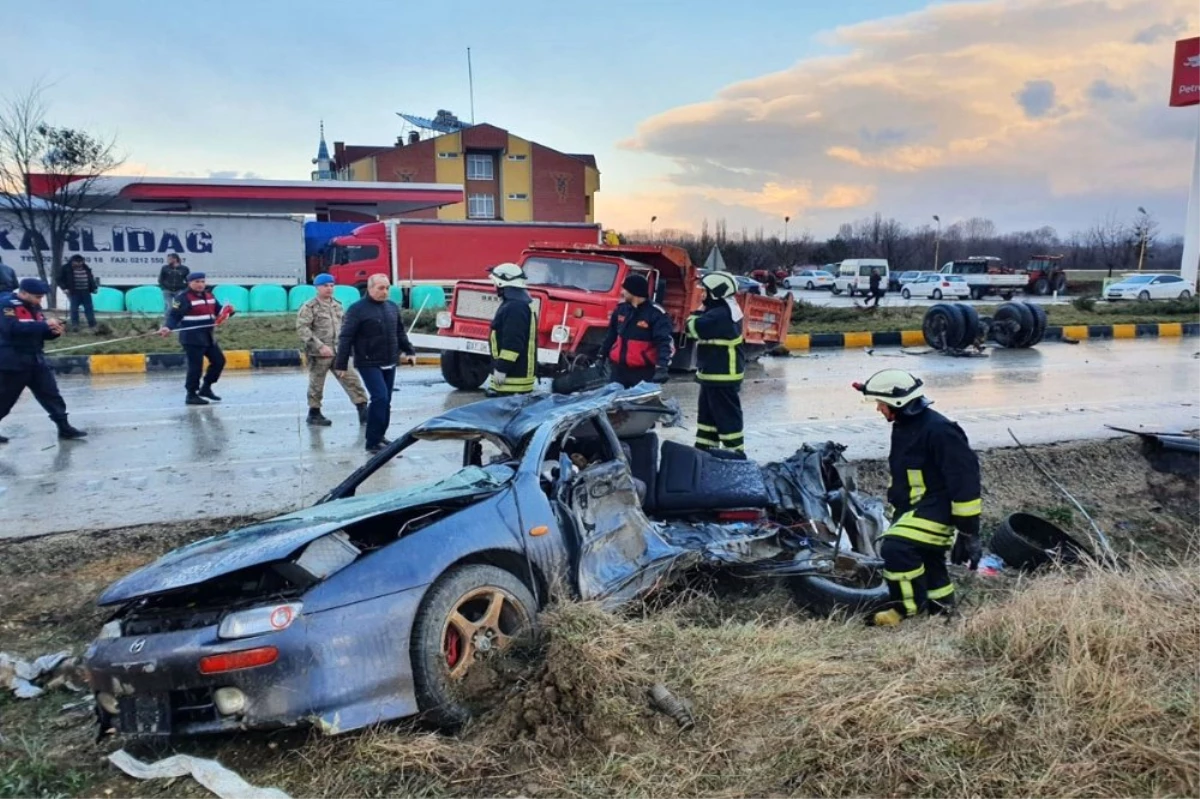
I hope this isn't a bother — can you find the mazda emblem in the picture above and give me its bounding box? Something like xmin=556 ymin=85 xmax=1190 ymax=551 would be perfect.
xmin=129 ymin=639 xmax=146 ymax=654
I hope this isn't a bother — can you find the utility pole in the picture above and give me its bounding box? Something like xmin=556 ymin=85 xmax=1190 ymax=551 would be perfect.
xmin=932 ymin=214 xmax=941 ymax=271
xmin=1136 ymin=206 xmax=1148 ymax=272
xmin=649 ymin=215 xmax=657 ymax=242
xmin=467 ymin=48 xmax=475 ymax=125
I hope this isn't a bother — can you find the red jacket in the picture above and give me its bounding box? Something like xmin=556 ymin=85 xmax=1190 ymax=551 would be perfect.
xmin=600 ymin=301 xmax=674 ymax=370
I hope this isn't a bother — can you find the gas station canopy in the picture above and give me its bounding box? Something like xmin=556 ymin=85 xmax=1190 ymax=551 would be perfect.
xmin=25 ymin=175 xmax=464 ymax=216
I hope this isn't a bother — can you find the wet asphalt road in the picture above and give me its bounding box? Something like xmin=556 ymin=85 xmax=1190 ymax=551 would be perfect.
xmin=1 ymin=338 xmax=1196 ymax=538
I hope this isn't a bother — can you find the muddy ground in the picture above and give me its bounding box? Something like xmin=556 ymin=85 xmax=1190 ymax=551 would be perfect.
xmin=0 ymin=436 xmax=1196 ymax=798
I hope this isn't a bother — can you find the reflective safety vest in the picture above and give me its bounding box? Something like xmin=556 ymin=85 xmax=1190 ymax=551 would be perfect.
xmin=685 ymin=302 xmax=744 ymax=383
xmin=488 ymin=290 xmax=537 ymax=394
xmin=884 ymin=407 xmax=982 ymax=547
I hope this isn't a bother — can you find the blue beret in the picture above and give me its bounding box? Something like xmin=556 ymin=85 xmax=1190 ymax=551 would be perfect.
xmin=20 ymin=277 xmax=50 ymax=294
xmin=313 ymin=273 xmax=335 ymax=286
xmin=186 ymin=272 xmax=206 ymax=281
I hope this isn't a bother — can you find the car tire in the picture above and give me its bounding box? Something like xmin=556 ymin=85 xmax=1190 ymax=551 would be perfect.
xmin=411 ymin=564 xmax=539 ymax=730
xmin=923 ymin=303 xmax=966 ymax=350
xmin=440 ymin=351 xmax=491 ymax=391
xmin=1022 ymin=301 xmax=1047 ymax=346
xmin=1138 ymin=290 xmax=1151 ymax=301
xmin=831 ymin=287 xmax=842 ymax=296
xmin=932 ymin=289 xmax=943 ymax=300
xmin=991 ymin=301 xmax=1034 ymax=348
xmin=901 ymin=288 xmax=911 ymax=300
xmin=989 ymin=512 xmax=1092 ymax=572
xmin=1180 ymin=290 xmax=1192 ymax=300
xmin=955 ymin=303 xmax=981 ymax=349
xmin=806 ymin=281 xmax=815 ymax=290
xmin=787 ymin=574 xmax=890 ymax=617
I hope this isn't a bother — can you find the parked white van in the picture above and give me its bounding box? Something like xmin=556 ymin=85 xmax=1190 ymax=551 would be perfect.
xmin=832 ymin=259 xmax=890 ymax=296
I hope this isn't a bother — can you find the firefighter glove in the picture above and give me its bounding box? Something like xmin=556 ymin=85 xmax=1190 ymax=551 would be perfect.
xmin=951 ymin=516 xmax=982 ymax=570
xmin=652 ymin=365 xmax=670 ymax=383
xmin=490 ymin=370 xmax=507 ymax=387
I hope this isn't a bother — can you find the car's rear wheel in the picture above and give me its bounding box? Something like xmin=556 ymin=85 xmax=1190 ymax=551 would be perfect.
xmin=806 ymin=281 xmax=815 ymax=290
xmin=1179 ymin=290 xmax=1192 ymax=300
xmin=440 ymin=351 xmax=491 ymax=391
xmin=901 ymin=288 xmax=911 ymax=299
xmin=831 ymin=286 xmax=842 ymax=295
xmin=412 ymin=564 xmax=537 ymax=729
xmin=932 ymin=289 xmax=943 ymax=300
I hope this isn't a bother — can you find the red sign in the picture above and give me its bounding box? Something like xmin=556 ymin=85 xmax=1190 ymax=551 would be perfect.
xmin=1170 ymin=37 xmax=1200 ymax=107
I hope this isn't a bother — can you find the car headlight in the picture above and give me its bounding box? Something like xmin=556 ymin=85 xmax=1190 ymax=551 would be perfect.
xmin=218 ymin=603 xmax=302 ymax=640
xmin=550 ymin=324 xmax=571 ymax=344
xmin=435 ymin=311 xmax=452 ymax=329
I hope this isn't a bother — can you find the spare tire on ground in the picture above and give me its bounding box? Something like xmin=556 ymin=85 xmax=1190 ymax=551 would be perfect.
xmin=923 ymin=303 xmax=966 ymax=350
xmin=989 ymin=512 xmax=1093 ymax=571
xmin=1022 ymin=301 xmax=1048 ymax=346
xmin=956 ymin=303 xmax=981 ymax=349
xmin=991 ymin=301 xmax=1035 ymax=348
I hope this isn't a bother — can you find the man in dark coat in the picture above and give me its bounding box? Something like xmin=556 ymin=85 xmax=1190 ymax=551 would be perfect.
xmin=599 ymin=273 xmax=673 ymax=388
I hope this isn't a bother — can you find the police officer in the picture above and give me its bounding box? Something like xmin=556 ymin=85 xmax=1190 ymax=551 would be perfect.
xmin=486 ymin=263 xmax=537 ymax=396
xmin=853 ymin=369 xmax=983 ymax=625
xmin=0 ymin=278 xmax=87 ymax=443
xmin=159 ymin=272 xmax=229 ymax=405
xmin=599 ymin=274 xmax=674 ymax=388
xmin=685 ymin=271 xmax=745 ymax=457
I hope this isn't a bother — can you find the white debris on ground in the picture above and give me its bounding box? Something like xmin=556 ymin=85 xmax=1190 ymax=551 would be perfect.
xmin=108 ymin=750 xmax=291 ymax=799
xmin=0 ymin=650 xmax=83 ymax=699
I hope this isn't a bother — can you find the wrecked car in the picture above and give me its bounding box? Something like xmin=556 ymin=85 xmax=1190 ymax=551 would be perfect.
xmin=84 ymin=384 xmax=890 ymax=736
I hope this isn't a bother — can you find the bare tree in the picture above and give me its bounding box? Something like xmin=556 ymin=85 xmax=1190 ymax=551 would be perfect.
xmin=1087 ymin=213 xmax=1135 ymax=277
xmin=0 ymin=84 xmax=123 ymax=306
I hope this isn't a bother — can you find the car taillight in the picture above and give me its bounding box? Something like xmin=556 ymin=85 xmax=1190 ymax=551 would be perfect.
xmin=198 ymin=647 xmax=278 ymax=675
xmin=715 ymin=509 xmax=765 ymax=522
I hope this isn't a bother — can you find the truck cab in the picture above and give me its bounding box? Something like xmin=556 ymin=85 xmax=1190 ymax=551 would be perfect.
xmin=420 ymin=244 xmax=793 ymax=391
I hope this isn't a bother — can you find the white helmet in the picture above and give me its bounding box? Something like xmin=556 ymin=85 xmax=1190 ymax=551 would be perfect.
xmin=700 ymin=271 xmax=738 ymax=301
xmin=489 ymin=262 xmax=527 ymax=289
xmin=853 ymin=369 xmax=927 ymax=409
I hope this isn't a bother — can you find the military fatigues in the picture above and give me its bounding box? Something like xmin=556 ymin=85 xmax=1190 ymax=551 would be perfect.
xmin=296 ymin=296 xmax=368 ymax=409
xmin=881 ymin=407 xmax=982 ymax=616
xmin=0 ymin=293 xmax=70 ymax=428
xmin=488 ymin=287 xmax=537 ymax=394
xmin=685 ymin=302 xmax=745 ymax=454
xmin=165 ymin=289 xmax=226 ymax=395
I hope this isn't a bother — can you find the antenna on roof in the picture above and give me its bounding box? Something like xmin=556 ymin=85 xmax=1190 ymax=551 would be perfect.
xmin=467 ymin=47 xmax=475 ymax=125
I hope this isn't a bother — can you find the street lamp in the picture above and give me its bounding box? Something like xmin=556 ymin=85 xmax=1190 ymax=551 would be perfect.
xmin=1136 ymin=206 xmax=1149 ymax=272
xmin=932 ymin=214 xmax=941 ymax=271
xmin=784 ymin=215 xmax=790 ymax=242
xmin=650 ymin=215 xmax=657 ymax=242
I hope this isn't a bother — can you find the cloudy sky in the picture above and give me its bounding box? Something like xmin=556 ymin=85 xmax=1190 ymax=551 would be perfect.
xmin=5 ymin=0 xmax=1197 ymax=238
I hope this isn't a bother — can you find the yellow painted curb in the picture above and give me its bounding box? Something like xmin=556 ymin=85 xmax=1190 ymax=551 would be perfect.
xmin=1061 ymin=325 xmax=1089 ymax=340
xmin=90 ymin=354 xmax=146 ymax=374
xmin=416 ymin=355 xmax=440 ymax=365
xmin=224 ymin=350 xmax=252 ymax=370
xmin=900 ymin=329 xmax=925 ymax=346
xmin=1111 ymin=324 xmax=1136 ymax=339
xmin=843 ymin=331 xmax=873 ymax=348
xmin=1158 ymin=322 xmax=1183 ymax=337
xmin=784 ymin=333 xmax=810 ymax=350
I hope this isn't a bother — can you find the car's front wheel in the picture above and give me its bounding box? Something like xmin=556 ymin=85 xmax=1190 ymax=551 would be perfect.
xmin=411 ymin=564 xmax=538 ymax=729
xmin=901 ymin=288 xmax=911 ymax=299
xmin=806 ymin=281 xmax=815 ymax=290
xmin=1138 ymin=290 xmax=1151 ymax=301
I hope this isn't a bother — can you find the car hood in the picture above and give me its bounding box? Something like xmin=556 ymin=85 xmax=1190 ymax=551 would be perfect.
xmin=97 ymin=466 xmax=509 ymax=606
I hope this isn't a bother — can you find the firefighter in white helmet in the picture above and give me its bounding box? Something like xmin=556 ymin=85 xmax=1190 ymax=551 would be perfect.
xmin=486 ymin=263 xmax=537 ymax=395
xmin=685 ymin=271 xmax=746 ymax=457
xmin=853 ymin=369 xmax=983 ymax=625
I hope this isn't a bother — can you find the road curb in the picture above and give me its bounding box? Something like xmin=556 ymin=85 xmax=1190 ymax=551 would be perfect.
xmin=47 ymin=350 xmax=444 ymax=375
xmin=782 ymin=321 xmax=1198 ymax=350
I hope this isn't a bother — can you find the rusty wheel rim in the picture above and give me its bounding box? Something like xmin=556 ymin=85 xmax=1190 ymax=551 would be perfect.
xmin=441 ymin=585 xmax=529 ymax=680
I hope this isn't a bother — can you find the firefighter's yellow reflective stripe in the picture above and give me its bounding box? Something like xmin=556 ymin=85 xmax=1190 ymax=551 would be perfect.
xmin=884 ymin=526 xmax=954 ymax=547
xmin=695 ymin=437 xmax=719 ymax=448
xmin=882 ymin=565 xmax=926 ymax=582
xmin=698 ymin=336 xmax=744 ymax=347
xmin=719 ymin=432 xmax=743 ymax=441
xmin=497 ymin=350 xmax=520 ymax=362
xmin=696 ymin=371 xmax=744 ymax=382
xmin=697 ymin=423 xmax=718 ymax=433
xmin=907 ymin=469 xmax=925 ymax=504
xmin=489 ymin=331 xmax=498 ymax=358
xmin=728 ymin=443 xmax=745 ymax=452
xmin=883 ymin=564 xmax=924 ymax=616
xmin=525 ymin=313 xmax=537 ymax=379
xmin=686 ymin=316 xmax=699 ymax=338
xmin=896 ymin=511 xmax=953 ymax=535
xmin=951 ymin=498 xmax=982 ymax=517
xmin=927 ymin=583 xmax=955 ymax=600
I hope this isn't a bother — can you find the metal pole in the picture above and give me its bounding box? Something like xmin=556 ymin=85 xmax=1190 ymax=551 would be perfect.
xmin=467 ymin=48 xmax=475 ymax=125
xmin=1181 ymin=112 xmax=1199 ymax=286
xmin=933 ymin=219 xmax=941 ymax=270
xmin=1137 ymin=231 xmax=1147 ymax=272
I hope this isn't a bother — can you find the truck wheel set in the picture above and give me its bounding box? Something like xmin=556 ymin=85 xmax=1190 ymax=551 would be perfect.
xmin=922 ymin=301 xmax=1047 ymax=350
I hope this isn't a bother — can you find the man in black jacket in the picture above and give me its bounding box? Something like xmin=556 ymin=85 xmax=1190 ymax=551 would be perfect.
xmin=158 ymin=254 xmax=190 ymax=316
xmin=159 ymin=272 xmax=230 ymax=405
xmin=58 ymin=254 xmax=98 ymax=333
xmin=335 ymin=274 xmax=417 ymax=453
xmin=865 ymin=268 xmax=885 ymax=308
xmin=486 ymin=263 xmax=537 ymax=396
xmin=853 ymin=369 xmax=982 ymax=626
xmin=685 ymin=271 xmax=746 ymax=457
xmin=599 ymin=273 xmax=673 ymax=388
xmin=0 ymin=256 xmax=17 ymax=295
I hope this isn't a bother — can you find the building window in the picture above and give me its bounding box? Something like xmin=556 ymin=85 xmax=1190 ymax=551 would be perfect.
xmin=466 ymin=153 xmax=494 ymax=180
xmin=506 ymin=153 xmax=527 ymax=161
xmin=437 ymin=151 xmax=459 ymax=159
xmin=468 ymin=194 xmax=496 ymax=219
xmin=507 ymin=193 xmax=529 ymax=201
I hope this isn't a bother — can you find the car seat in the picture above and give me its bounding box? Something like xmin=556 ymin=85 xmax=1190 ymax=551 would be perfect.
xmin=654 ymin=440 xmax=769 ymax=512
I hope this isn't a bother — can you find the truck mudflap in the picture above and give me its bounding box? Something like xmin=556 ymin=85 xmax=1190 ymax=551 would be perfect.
xmin=408 ymin=333 xmax=563 ymax=365
xmin=739 ymin=291 xmax=793 ymax=346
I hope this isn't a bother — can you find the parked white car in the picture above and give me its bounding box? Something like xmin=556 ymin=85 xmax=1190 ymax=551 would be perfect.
xmin=1105 ymin=274 xmax=1195 ymax=301
xmin=784 ymin=269 xmax=834 ymax=290
xmin=902 ymin=274 xmax=972 ymax=300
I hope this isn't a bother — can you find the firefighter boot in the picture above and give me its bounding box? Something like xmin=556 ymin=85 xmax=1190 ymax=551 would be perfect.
xmin=56 ymin=419 xmax=88 ymax=440
xmin=307 ymin=408 xmax=333 ymax=427
xmin=198 ymin=383 xmax=222 ymax=402
xmin=871 ymin=609 xmax=904 ymax=627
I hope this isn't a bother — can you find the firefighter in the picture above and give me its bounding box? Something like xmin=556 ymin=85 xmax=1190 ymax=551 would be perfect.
xmin=0 ymin=278 xmax=87 ymax=443
xmin=686 ymin=271 xmax=745 ymax=457
xmin=598 ymin=273 xmax=673 ymax=388
xmin=486 ymin=263 xmax=537 ymax=396
xmin=158 ymin=272 xmax=231 ymax=405
xmin=853 ymin=369 xmax=983 ymax=626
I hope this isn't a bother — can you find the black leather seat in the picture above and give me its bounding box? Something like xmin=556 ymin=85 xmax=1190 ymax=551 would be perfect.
xmin=623 ymin=432 xmax=659 ymax=511
xmin=654 ymin=440 xmax=769 ymax=512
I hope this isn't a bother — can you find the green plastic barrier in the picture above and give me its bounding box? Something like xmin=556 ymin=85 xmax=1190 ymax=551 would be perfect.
xmin=388 ymin=285 xmax=405 ymax=306
xmin=333 ymin=285 xmax=360 ymax=307
xmin=213 ymin=284 xmax=250 ymax=312
xmin=249 ymin=284 xmax=288 ymax=313
xmin=125 ymin=285 xmax=166 ymax=315
xmin=410 ymin=284 xmax=446 ymax=310
xmin=93 ymin=286 xmax=125 ymax=313
xmin=288 ymin=284 xmax=317 ymax=310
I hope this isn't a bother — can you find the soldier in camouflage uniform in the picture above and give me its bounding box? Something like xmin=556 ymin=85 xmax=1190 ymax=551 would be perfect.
xmin=296 ymin=274 xmax=368 ymax=426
